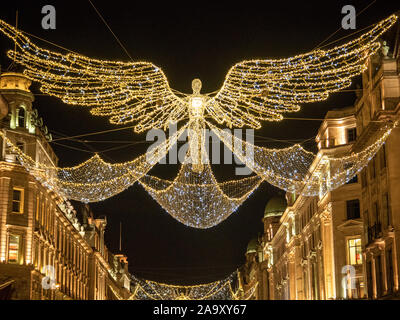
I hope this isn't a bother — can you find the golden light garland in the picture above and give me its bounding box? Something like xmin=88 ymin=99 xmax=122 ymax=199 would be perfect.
xmin=138 ymin=119 xmax=396 ymax=228
xmin=206 ymin=15 xmax=397 ymax=128
xmin=2 ymin=119 xmax=395 ymax=228
xmin=0 ymin=125 xmax=187 ymax=202
xmin=0 ymin=15 xmax=396 ymax=132
xmin=209 ymin=120 xmax=397 ymax=196
xmin=130 ymin=272 xmax=252 ymax=300
xmin=0 ymin=15 xmax=397 ymax=228
xmin=139 ymin=146 xmax=263 ymax=228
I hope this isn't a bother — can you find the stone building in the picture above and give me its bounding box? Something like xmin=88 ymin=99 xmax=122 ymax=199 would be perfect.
xmin=0 ymin=72 xmax=132 ymax=300
xmin=240 ymin=237 xmax=263 ymax=300
xmin=242 ymin=25 xmax=400 ymax=300
xmin=358 ymin=42 xmax=400 ymax=301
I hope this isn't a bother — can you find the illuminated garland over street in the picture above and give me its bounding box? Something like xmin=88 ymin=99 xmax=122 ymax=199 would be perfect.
xmin=0 ymin=125 xmax=187 ymax=202
xmin=209 ymin=120 xmax=397 ymax=197
xmin=0 ymin=15 xmax=397 ymax=228
xmin=0 ymin=15 xmax=396 ymax=131
xmin=130 ymin=272 xmax=256 ymax=300
xmin=139 ymin=147 xmax=263 ymax=228
xmin=2 ymin=120 xmax=395 ymax=228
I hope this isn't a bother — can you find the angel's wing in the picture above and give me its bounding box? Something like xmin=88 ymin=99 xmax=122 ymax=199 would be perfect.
xmin=0 ymin=19 xmax=186 ymax=133
xmin=205 ymin=15 xmax=398 ymax=129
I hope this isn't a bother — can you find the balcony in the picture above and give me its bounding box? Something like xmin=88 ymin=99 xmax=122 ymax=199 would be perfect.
xmin=318 ymin=138 xmax=336 ymax=149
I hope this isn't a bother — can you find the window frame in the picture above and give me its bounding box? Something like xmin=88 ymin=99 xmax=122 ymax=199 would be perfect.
xmin=17 ymin=106 xmax=26 ymax=129
xmin=347 ymin=237 xmax=363 ymax=266
xmin=346 ymin=199 xmax=360 ymax=220
xmin=12 ymin=187 xmax=24 ymax=214
xmin=7 ymin=233 xmax=21 ymax=264
xmin=346 ymin=127 xmax=357 ymax=143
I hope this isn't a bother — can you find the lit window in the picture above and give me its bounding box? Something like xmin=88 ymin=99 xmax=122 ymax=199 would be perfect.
xmin=8 ymin=234 xmax=21 ymax=263
xmin=269 ymin=224 xmax=273 ymax=241
xmin=35 ymin=196 xmax=40 ymax=221
xmin=348 ymin=238 xmax=362 ymax=265
xmin=12 ymin=188 xmax=24 ymax=214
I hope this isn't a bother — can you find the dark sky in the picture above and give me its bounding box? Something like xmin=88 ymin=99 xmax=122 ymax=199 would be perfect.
xmin=0 ymin=0 xmax=399 ymax=285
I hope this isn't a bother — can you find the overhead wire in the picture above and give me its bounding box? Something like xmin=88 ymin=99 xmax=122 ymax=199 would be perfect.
xmin=87 ymin=0 xmax=134 ymax=61
xmin=1 ymin=5 xmax=390 ymax=156
xmin=312 ymin=0 xmax=377 ymax=50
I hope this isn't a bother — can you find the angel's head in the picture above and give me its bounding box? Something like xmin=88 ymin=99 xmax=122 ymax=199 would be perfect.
xmin=192 ymin=78 xmax=202 ymax=95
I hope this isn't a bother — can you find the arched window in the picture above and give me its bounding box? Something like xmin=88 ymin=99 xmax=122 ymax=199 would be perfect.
xmin=17 ymin=106 xmax=26 ymax=128
xmin=268 ymin=224 xmax=273 ymax=241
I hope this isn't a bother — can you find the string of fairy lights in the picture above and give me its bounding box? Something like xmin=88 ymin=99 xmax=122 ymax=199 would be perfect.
xmin=1 ymin=118 xmax=396 ymax=228
xmin=208 ymin=120 xmax=397 ymax=197
xmin=139 ymin=146 xmax=264 ymax=228
xmin=0 ymin=124 xmax=188 ymax=202
xmin=0 ymin=15 xmax=397 ymax=228
xmin=0 ymin=18 xmax=188 ymax=134
xmin=206 ymin=15 xmax=397 ymax=128
xmin=0 ymin=15 xmax=397 ymax=132
xmin=128 ymin=272 xmax=257 ymax=300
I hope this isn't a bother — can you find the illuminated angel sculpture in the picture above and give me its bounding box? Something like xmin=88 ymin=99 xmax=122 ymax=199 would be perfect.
xmin=0 ymin=15 xmax=397 ymax=228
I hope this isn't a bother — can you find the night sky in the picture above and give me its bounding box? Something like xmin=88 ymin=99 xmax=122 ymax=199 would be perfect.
xmin=0 ymin=0 xmax=398 ymax=285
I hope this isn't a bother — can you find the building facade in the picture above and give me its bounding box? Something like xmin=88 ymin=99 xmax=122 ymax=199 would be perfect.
xmin=0 ymin=72 xmax=132 ymax=300
xmin=358 ymin=45 xmax=400 ymax=301
xmin=241 ymin=30 xmax=400 ymax=300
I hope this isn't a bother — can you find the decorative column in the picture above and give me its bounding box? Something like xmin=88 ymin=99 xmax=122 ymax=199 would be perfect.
xmin=0 ymin=177 xmax=10 ymax=262
xmin=288 ymin=251 xmax=296 ymax=300
xmin=25 ymin=181 xmax=36 ymax=265
xmin=321 ymin=204 xmax=336 ymax=299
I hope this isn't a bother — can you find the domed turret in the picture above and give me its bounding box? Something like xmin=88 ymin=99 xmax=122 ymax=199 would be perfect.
xmin=264 ymin=196 xmax=287 ymax=218
xmin=0 ymin=72 xmax=34 ymax=130
xmin=0 ymin=72 xmax=32 ymax=92
xmin=246 ymin=237 xmax=259 ymax=254
xmin=263 ymin=196 xmax=287 ymax=242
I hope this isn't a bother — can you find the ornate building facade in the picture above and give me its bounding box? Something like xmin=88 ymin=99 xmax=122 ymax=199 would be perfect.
xmin=241 ymin=28 xmax=400 ymax=300
xmin=0 ymin=72 xmax=132 ymax=300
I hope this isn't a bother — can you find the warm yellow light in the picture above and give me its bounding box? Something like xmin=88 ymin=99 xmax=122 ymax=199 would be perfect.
xmin=130 ymin=272 xmax=256 ymax=300
xmin=0 ymin=15 xmax=396 ymax=132
xmin=0 ymin=15 xmax=397 ymax=229
xmin=190 ymin=97 xmax=204 ymax=118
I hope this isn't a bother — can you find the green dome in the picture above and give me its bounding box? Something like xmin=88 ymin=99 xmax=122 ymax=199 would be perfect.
xmin=246 ymin=238 xmax=259 ymax=254
xmin=264 ymin=196 xmax=286 ymax=218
